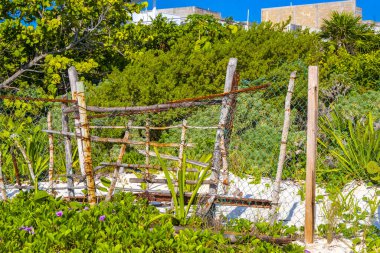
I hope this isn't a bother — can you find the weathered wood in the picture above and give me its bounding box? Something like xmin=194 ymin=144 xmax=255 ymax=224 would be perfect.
xmin=206 ymin=58 xmax=238 ymax=217
xmin=305 ymin=66 xmax=318 ymax=244
xmin=219 ymin=128 xmax=229 ymax=195
xmin=133 ymin=191 xmax=272 ymax=208
xmin=175 ymin=119 xmax=188 ymax=204
xmin=178 ymin=120 xmax=187 ymax=170
xmin=47 ymin=111 xmax=54 ymax=193
xmin=13 ymin=138 xmax=35 ymax=182
xmin=99 ymin=162 xmax=199 ymax=172
xmin=61 ymin=98 xmax=74 ymax=197
xmin=129 ymin=178 xmax=214 ymax=185
xmin=0 ymin=152 xmax=8 ymax=201
xmin=76 ymin=81 xmax=96 ymax=206
xmin=63 ymin=84 xmax=269 ymax=116
xmin=64 ymin=100 xmax=221 ymax=114
xmin=145 ymin=119 xmax=151 ymax=190
xmin=42 ymin=130 xmax=195 ymax=148
xmin=270 ymin=71 xmax=297 ymax=224
xmin=89 ymin=125 xmax=218 ymax=130
xmin=11 ymin=148 xmax=21 ymax=186
xmin=68 ymin=67 xmax=86 ymax=176
xmin=105 ymin=121 xmax=132 ymax=202
xmin=137 ymin=150 xmax=209 ymax=168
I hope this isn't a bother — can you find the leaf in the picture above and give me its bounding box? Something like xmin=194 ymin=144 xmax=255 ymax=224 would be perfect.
xmin=33 ymin=190 xmax=50 ymax=202
xmin=366 ymin=161 xmax=380 ymax=174
xmin=100 ymin=177 xmax=111 ymax=188
xmin=97 ymin=186 xmax=108 ymax=192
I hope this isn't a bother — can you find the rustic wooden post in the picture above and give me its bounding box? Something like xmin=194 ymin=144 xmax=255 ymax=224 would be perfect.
xmin=0 ymin=152 xmax=8 ymax=201
xmin=61 ymin=96 xmax=75 ymax=197
xmin=270 ymin=71 xmax=297 ymax=224
xmin=11 ymin=148 xmax=21 ymax=186
xmin=13 ymin=138 xmax=35 ymax=182
xmin=178 ymin=119 xmax=187 ymax=171
xmin=76 ymin=81 xmax=97 ymax=206
xmin=68 ymin=66 xmax=86 ymax=177
xmin=219 ymin=127 xmax=229 ymax=195
xmin=105 ymin=120 xmax=132 ymax=202
xmin=145 ymin=118 xmax=150 ymax=190
xmin=210 ymin=58 xmax=237 ymax=192
xmin=47 ymin=111 xmax=55 ymax=193
xmin=305 ymin=66 xmax=318 ymax=244
xmin=201 ymin=58 xmax=238 ymax=216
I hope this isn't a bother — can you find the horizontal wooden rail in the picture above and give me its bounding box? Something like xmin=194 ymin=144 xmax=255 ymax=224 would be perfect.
xmin=64 ymin=100 xmax=221 ymax=114
xmin=129 ymin=178 xmax=214 ymax=185
xmin=134 ymin=191 xmax=272 ymax=208
xmin=0 ymin=95 xmax=76 ymax=103
xmin=100 ymin=162 xmax=200 ymax=172
xmin=90 ymin=125 xmax=219 ymax=130
xmin=42 ymin=130 xmax=195 ymax=148
xmin=63 ymin=189 xmax=272 ymax=208
xmin=137 ymin=150 xmax=209 ymax=168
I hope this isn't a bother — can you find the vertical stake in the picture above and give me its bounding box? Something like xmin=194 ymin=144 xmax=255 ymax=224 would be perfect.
xmin=145 ymin=118 xmax=150 ymax=190
xmin=106 ymin=120 xmax=132 ymax=201
xmin=47 ymin=111 xmax=54 ymax=193
xmin=270 ymin=71 xmax=297 ymax=224
xmin=68 ymin=67 xmax=86 ymax=177
xmin=200 ymin=58 xmax=238 ymax=217
xmin=210 ymin=58 xmax=238 ymax=195
xmin=76 ymin=81 xmax=97 ymax=206
xmin=11 ymin=148 xmax=21 ymax=187
xmin=61 ymin=95 xmax=74 ymax=197
xmin=305 ymin=66 xmax=318 ymax=244
xmin=0 ymin=152 xmax=8 ymax=201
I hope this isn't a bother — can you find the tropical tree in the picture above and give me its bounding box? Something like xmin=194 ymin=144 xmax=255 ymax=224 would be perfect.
xmin=0 ymin=0 xmax=146 ymax=93
xmin=320 ymin=11 xmax=377 ymax=54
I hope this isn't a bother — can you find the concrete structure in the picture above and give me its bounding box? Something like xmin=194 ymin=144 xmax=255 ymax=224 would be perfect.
xmin=261 ymin=0 xmax=362 ymax=31
xmin=362 ymin=20 xmax=380 ymax=33
xmin=156 ymin=6 xmax=221 ymax=19
xmin=133 ymin=6 xmax=221 ymax=25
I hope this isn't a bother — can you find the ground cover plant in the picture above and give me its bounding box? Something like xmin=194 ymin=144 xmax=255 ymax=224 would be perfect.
xmin=0 ymin=2 xmax=379 ymax=250
xmin=0 ymin=191 xmax=304 ymax=252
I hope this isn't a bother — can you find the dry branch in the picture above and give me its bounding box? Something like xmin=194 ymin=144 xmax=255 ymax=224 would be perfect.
xmin=270 ymin=71 xmax=297 ymax=224
xmin=137 ymin=150 xmax=209 ymax=168
xmin=0 ymin=152 xmax=8 ymax=201
xmin=48 ymin=111 xmax=54 ymax=193
xmin=106 ymin=121 xmax=131 ymax=202
xmin=129 ymin=178 xmax=214 ymax=185
xmin=99 ymin=163 xmax=200 ymax=172
xmin=89 ymin=125 xmax=218 ymax=130
xmin=42 ymin=129 xmax=195 ymax=148
xmin=13 ymin=138 xmax=35 ymax=182
xmin=61 ymin=97 xmax=75 ymax=197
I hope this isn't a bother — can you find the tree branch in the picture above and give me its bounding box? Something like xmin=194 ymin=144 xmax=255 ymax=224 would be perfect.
xmin=0 ymin=4 xmax=115 ymax=90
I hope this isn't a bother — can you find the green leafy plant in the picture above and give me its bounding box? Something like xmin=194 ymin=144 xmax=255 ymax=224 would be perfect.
xmin=319 ymin=112 xmax=379 ymax=183
xmin=149 ymin=147 xmax=211 ymax=226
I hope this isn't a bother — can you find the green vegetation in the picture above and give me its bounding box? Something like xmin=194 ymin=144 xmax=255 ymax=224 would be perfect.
xmin=150 ymin=148 xmax=211 ymax=226
xmin=0 ymin=191 xmax=303 ymax=252
xmin=0 ymin=3 xmax=380 ymax=249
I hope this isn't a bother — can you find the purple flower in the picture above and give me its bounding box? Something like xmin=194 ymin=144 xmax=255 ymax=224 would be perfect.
xmin=84 ymin=206 xmax=89 ymax=211
xmin=56 ymin=211 xmax=63 ymax=217
xmin=99 ymin=215 xmax=106 ymax=222
xmin=19 ymin=226 xmax=34 ymax=234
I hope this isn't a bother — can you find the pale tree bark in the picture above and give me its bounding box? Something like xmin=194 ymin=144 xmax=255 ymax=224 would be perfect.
xmin=270 ymin=71 xmax=297 ymax=224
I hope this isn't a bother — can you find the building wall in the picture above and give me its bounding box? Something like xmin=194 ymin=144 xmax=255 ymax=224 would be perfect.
xmin=156 ymin=7 xmax=221 ymax=19
xmin=261 ymin=1 xmax=362 ymax=30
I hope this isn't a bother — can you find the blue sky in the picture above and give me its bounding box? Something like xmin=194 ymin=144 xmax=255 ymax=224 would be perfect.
xmin=144 ymin=0 xmax=379 ymax=22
